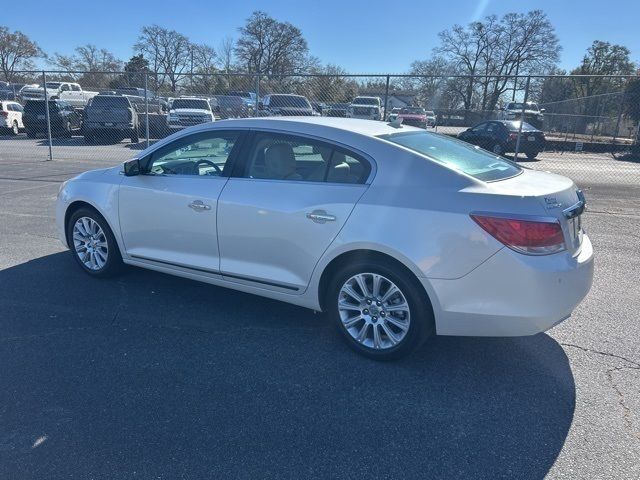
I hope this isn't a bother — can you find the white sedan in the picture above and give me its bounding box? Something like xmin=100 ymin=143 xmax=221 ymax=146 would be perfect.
xmin=56 ymin=117 xmax=594 ymax=359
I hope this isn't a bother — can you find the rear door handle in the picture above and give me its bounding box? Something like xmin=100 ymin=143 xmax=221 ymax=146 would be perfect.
xmin=188 ymin=200 xmax=211 ymax=212
xmin=306 ymin=210 xmax=336 ymax=224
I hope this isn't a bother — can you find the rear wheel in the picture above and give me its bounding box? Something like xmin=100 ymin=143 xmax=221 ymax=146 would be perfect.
xmin=492 ymin=143 xmax=504 ymax=156
xmin=26 ymin=129 xmax=37 ymax=138
xmin=526 ymin=150 xmax=539 ymax=160
xmin=130 ymin=128 xmax=139 ymax=143
xmin=326 ymin=259 xmax=434 ymax=360
xmin=63 ymin=120 xmax=72 ymax=138
xmin=10 ymin=121 xmax=19 ymax=135
xmin=66 ymin=207 xmax=123 ymax=278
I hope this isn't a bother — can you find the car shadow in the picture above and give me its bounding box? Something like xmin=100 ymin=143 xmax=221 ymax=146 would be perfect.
xmin=0 ymin=252 xmax=575 ymax=479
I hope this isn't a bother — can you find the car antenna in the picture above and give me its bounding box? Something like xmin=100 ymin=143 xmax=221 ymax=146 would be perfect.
xmin=388 ymin=118 xmax=403 ymax=128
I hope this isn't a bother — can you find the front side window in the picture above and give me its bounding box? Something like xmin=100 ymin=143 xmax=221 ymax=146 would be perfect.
xmin=244 ymin=133 xmax=370 ymax=184
xmin=148 ymin=132 xmax=239 ymax=177
xmin=71 ymin=84 xmax=81 ymax=92
xmin=379 ymin=131 xmax=522 ymax=182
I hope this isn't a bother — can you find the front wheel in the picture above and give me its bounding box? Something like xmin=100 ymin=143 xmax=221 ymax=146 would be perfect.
xmin=130 ymin=128 xmax=139 ymax=143
xmin=67 ymin=208 xmax=123 ymax=277
xmin=10 ymin=121 xmax=19 ymax=135
xmin=326 ymin=260 xmax=434 ymax=360
xmin=526 ymin=150 xmax=539 ymax=160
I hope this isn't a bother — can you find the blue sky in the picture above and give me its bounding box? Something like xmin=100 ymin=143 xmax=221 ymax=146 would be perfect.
xmin=4 ymin=0 xmax=639 ymax=72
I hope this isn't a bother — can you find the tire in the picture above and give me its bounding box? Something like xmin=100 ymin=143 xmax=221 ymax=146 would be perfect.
xmin=130 ymin=128 xmax=139 ymax=143
xmin=326 ymin=258 xmax=435 ymax=360
xmin=10 ymin=121 xmax=19 ymax=135
xmin=526 ymin=150 xmax=539 ymax=160
xmin=26 ymin=129 xmax=37 ymax=138
xmin=66 ymin=207 xmax=124 ymax=278
xmin=491 ymin=143 xmax=504 ymax=156
xmin=84 ymin=132 xmax=95 ymax=144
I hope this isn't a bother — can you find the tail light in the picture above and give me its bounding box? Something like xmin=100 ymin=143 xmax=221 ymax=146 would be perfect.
xmin=471 ymin=214 xmax=565 ymax=255
xmin=0 ymin=111 xmax=7 ymax=117
xmin=508 ymin=132 xmax=519 ymax=141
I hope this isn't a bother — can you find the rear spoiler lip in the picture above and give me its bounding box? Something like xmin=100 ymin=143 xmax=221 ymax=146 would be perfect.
xmin=563 ymin=190 xmax=586 ymax=219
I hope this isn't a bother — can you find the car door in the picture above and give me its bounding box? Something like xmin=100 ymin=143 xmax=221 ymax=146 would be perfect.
xmin=460 ymin=123 xmax=487 ymax=146
xmin=118 ymin=129 xmax=243 ymax=273
xmin=217 ymin=131 xmax=372 ymax=292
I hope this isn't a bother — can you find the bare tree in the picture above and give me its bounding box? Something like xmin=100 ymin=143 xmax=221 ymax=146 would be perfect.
xmin=217 ymin=36 xmax=235 ymax=73
xmin=0 ymin=26 xmax=43 ymax=82
xmin=49 ymin=44 xmax=122 ymax=88
xmin=135 ymin=25 xmax=192 ymax=92
xmin=435 ymin=10 xmax=560 ymax=115
xmin=235 ymin=11 xmax=310 ymax=76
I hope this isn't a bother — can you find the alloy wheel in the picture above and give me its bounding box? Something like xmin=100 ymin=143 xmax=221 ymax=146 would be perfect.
xmin=72 ymin=216 xmax=108 ymax=270
xmin=338 ymin=273 xmax=411 ymax=350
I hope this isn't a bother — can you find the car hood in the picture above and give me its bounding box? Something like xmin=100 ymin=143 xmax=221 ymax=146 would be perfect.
xmin=398 ymin=114 xmax=426 ymax=120
xmin=171 ymin=108 xmax=211 ymax=115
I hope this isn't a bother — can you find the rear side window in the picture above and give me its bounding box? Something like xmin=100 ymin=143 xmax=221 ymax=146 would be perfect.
xmin=243 ymin=132 xmax=370 ymax=184
xmin=24 ymin=101 xmax=59 ymax=114
xmin=379 ymin=131 xmax=521 ymax=182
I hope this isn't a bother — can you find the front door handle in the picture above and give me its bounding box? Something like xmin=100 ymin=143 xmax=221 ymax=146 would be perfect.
xmin=306 ymin=210 xmax=336 ymax=224
xmin=188 ymin=200 xmax=211 ymax=212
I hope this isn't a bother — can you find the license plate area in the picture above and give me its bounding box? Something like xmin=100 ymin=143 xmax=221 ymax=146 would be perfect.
xmin=568 ymin=215 xmax=583 ymax=246
xmin=528 ymin=135 xmax=536 ymax=141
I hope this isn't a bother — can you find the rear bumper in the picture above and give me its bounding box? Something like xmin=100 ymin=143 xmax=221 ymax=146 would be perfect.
xmin=425 ymin=234 xmax=594 ymax=336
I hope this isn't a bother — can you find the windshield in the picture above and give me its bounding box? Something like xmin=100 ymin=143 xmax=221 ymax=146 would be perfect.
xmin=507 ymin=102 xmax=539 ymax=111
xmin=171 ymin=99 xmax=210 ymax=110
xmin=353 ymin=97 xmax=379 ymax=105
xmin=24 ymin=101 xmax=59 ymax=114
xmin=503 ymin=121 xmax=538 ymax=131
xmin=90 ymin=96 xmax=130 ymax=108
xmin=216 ymin=96 xmax=244 ymax=106
xmin=270 ymin=95 xmax=311 ymax=108
xmin=379 ymin=131 xmax=522 ymax=182
xmin=400 ymin=107 xmax=425 ymax=114
xmin=425 ymin=111 xmax=435 ymax=116
xmin=43 ymin=82 xmax=61 ymax=89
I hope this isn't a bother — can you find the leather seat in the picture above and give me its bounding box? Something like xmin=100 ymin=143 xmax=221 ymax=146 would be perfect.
xmin=264 ymin=143 xmax=302 ymax=180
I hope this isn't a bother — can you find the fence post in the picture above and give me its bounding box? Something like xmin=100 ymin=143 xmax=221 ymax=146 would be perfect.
xmin=144 ymin=72 xmax=150 ymax=149
xmin=383 ymin=75 xmax=390 ymax=121
xmin=513 ymin=75 xmax=530 ymax=162
xmin=255 ymin=71 xmax=260 ymax=117
xmin=612 ymin=89 xmax=626 ymax=145
xmin=42 ymin=71 xmax=53 ymax=161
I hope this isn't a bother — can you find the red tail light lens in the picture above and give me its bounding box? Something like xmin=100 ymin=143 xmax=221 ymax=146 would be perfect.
xmin=509 ymin=132 xmax=519 ymax=141
xmin=471 ymin=214 xmax=566 ymax=255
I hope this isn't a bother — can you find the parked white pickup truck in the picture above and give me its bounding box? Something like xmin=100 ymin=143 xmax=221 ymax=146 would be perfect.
xmin=20 ymin=82 xmax=98 ymax=107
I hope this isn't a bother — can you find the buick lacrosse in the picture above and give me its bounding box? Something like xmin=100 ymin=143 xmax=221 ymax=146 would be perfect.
xmin=56 ymin=117 xmax=593 ymax=359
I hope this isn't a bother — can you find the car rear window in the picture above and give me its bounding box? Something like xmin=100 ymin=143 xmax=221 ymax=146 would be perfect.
xmin=379 ymin=131 xmax=522 ymax=182
xmin=90 ymin=96 xmax=130 ymax=108
xmin=171 ymin=99 xmax=210 ymax=110
xmin=269 ymin=96 xmax=311 ymax=108
xmin=24 ymin=101 xmax=59 ymax=114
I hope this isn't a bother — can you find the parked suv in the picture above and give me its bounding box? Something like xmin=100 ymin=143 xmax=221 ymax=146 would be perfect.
xmin=84 ymin=95 xmax=140 ymax=144
xmin=258 ymin=94 xmax=314 ymax=116
xmin=0 ymin=101 xmax=24 ymax=135
xmin=167 ymin=97 xmax=215 ymax=131
xmin=501 ymin=102 xmax=544 ymax=129
xmin=23 ymin=100 xmax=82 ymax=138
xmin=212 ymin=95 xmax=249 ymax=119
xmin=348 ymin=96 xmax=382 ymax=120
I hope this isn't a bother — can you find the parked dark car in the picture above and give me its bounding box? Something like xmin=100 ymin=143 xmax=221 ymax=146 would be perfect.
xmin=457 ymin=120 xmax=546 ymax=160
xmin=84 ymin=95 xmax=139 ymax=143
xmin=212 ymin=95 xmax=249 ymax=119
xmin=23 ymin=100 xmax=83 ymax=138
xmin=259 ymin=94 xmax=314 ymax=116
xmin=324 ymin=102 xmax=349 ymax=117
xmin=0 ymin=82 xmax=25 ymax=101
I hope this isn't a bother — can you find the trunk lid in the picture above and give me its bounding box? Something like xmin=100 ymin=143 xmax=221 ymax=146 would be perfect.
xmin=489 ymin=168 xmax=585 ymax=254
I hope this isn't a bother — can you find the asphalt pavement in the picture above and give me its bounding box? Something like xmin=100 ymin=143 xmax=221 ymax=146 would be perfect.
xmin=0 ymin=135 xmax=639 ymax=479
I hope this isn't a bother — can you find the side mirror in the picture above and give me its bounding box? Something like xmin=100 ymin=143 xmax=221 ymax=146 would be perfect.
xmin=123 ymin=158 xmax=141 ymax=176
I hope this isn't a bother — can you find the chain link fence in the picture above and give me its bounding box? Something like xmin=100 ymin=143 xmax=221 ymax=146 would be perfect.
xmin=1 ymin=70 xmax=639 ymax=202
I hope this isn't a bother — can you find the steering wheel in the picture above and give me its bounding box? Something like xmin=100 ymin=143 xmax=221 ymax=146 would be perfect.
xmin=195 ymin=159 xmax=222 ymax=175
